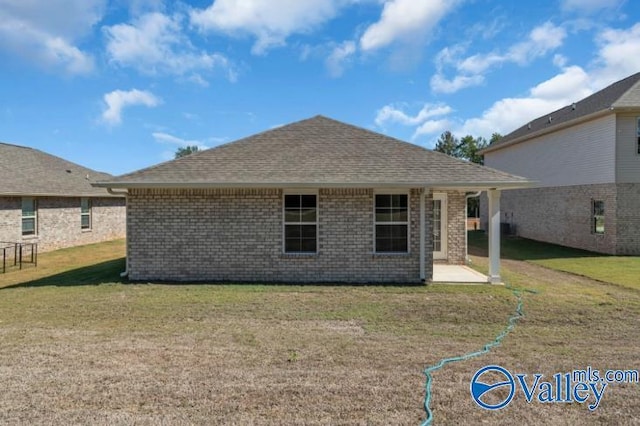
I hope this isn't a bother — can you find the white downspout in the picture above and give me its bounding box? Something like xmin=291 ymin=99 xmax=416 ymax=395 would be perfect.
xmin=465 ymin=191 xmax=482 ymax=264
xmin=107 ymin=187 xmax=129 ymax=278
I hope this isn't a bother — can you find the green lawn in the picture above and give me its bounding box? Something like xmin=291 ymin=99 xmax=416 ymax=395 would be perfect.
xmin=468 ymin=231 xmax=640 ymax=290
xmin=0 ymin=239 xmax=638 ymax=425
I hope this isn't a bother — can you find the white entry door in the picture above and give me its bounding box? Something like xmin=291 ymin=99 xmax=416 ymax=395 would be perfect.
xmin=433 ymin=193 xmax=448 ymax=260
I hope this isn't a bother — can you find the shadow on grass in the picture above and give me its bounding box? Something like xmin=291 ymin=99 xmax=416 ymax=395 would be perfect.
xmin=2 ymin=258 xmax=127 ymax=289
xmin=2 ymin=257 xmax=427 ymax=289
xmin=467 ymin=230 xmax=601 ymax=261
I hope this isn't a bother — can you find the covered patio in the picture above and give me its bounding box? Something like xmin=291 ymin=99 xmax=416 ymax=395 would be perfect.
xmin=420 ymin=188 xmax=506 ymax=284
xmin=432 ymin=264 xmax=489 ymax=283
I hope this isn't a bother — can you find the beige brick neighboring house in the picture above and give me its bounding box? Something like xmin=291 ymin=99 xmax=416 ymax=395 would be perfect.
xmin=95 ymin=116 xmax=530 ymax=283
xmin=0 ymin=142 xmax=126 ymax=252
xmin=481 ymin=72 xmax=640 ymax=255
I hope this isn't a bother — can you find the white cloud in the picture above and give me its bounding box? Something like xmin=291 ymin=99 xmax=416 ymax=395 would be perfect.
xmin=590 ymin=23 xmax=640 ymax=87
xmin=0 ymin=0 xmax=104 ymax=74
xmin=553 ymin=54 xmax=568 ymax=67
xmin=385 ymin=22 xmax=640 ymax=147
xmin=449 ymin=22 xmax=640 ymax=138
xmin=455 ymin=66 xmax=591 ymax=137
xmin=507 ymin=22 xmax=566 ymax=65
xmin=153 ymin=132 xmax=226 ymax=161
xmin=431 ymin=22 xmax=567 ymax=93
xmin=190 ymin=0 xmax=345 ymax=55
xmin=360 ymin=0 xmax=459 ymax=52
xmin=375 ymin=103 xmax=453 ymax=127
xmin=414 ymin=119 xmax=453 ymax=138
xmin=152 ymin=132 xmax=208 ymax=149
xmin=430 ymin=73 xmax=485 ymax=94
xmin=375 ymin=103 xmax=454 ymax=140
xmin=101 ymin=89 xmax=161 ymax=126
xmin=325 ymin=40 xmax=356 ymax=77
xmin=561 ymin=0 xmax=623 ymax=13
xmin=104 ymin=12 xmax=234 ymax=81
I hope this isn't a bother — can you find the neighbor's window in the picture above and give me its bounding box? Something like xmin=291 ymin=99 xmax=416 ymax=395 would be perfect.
xmin=21 ymin=197 xmax=37 ymax=236
xmin=636 ymin=117 xmax=640 ymax=155
xmin=284 ymin=194 xmax=317 ymax=253
xmin=592 ymin=200 xmax=605 ymax=234
xmin=81 ymin=197 xmax=92 ymax=230
xmin=375 ymin=194 xmax=408 ymax=253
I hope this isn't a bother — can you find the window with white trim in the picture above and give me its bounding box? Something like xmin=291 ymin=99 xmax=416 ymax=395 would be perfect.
xmin=375 ymin=194 xmax=408 ymax=253
xmin=81 ymin=197 xmax=92 ymax=230
xmin=21 ymin=197 xmax=37 ymax=236
xmin=592 ymin=200 xmax=604 ymax=234
xmin=284 ymin=194 xmax=317 ymax=253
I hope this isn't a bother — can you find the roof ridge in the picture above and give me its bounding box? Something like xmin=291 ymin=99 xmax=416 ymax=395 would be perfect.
xmin=96 ymin=115 xmax=531 ymax=189
xmin=486 ymin=70 xmax=640 ymax=151
xmin=0 ymin=141 xmax=37 ymax=150
xmin=109 ymin=115 xmax=330 ymax=181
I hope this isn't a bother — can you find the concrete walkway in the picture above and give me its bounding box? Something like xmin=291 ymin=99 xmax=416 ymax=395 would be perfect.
xmin=432 ymin=264 xmax=489 ymax=283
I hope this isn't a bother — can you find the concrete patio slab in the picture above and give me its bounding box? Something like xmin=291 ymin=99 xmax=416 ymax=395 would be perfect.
xmin=432 ymin=264 xmax=489 ymax=283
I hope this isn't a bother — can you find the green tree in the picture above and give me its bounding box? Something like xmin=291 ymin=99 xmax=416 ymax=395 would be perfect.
xmin=175 ymin=145 xmax=200 ymax=159
xmin=458 ymin=135 xmax=488 ymax=165
xmin=434 ymin=131 xmax=494 ymax=219
xmin=489 ymin=132 xmax=503 ymax=144
xmin=434 ymin=131 xmax=459 ymax=157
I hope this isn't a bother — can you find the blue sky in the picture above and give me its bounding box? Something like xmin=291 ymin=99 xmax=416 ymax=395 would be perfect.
xmin=1 ymin=0 xmax=639 ymax=175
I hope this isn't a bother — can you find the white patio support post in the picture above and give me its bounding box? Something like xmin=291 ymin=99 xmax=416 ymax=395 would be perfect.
xmin=419 ymin=188 xmax=426 ymax=282
xmin=488 ymin=189 xmax=502 ymax=284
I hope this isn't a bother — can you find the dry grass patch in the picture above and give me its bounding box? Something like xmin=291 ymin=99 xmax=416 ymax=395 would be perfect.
xmin=0 ymin=239 xmax=638 ymax=424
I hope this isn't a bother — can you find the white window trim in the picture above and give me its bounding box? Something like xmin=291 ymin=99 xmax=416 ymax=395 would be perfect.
xmin=81 ymin=197 xmax=92 ymax=231
xmin=21 ymin=197 xmax=38 ymax=237
xmin=373 ymin=189 xmax=410 ymax=254
xmin=432 ymin=192 xmax=448 ymax=260
xmin=282 ymin=189 xmax=319 ymax=254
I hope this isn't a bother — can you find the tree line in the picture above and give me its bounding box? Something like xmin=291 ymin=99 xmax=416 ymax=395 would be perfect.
xmin=433 ymin=131 xmax=502 ymax=165
xmin=433 ymin=131 xmax=503 ymax=218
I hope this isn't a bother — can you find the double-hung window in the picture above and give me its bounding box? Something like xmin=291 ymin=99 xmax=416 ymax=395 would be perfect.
xmin=284 ymin=194 xmax=317 ymax=253
xmin=375 ymin=194 xmax=408 ymax=253
xmin=81 ymin=198 xmax=92 ymax=230
xmin=592 ymin=200 xmax=604 ymax=234
xmin=22 ymin=197 xmax=37 ymax=236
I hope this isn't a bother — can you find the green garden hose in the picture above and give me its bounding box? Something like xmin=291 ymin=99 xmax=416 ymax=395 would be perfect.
xmin=420 ymin=285 xmax=538 ymax=426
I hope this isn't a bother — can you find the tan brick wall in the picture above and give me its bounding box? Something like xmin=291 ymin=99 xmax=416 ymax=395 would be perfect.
xmin=0 ymin=197 xmax=21 ymax=245
xmin=480 ymin=184 xmax=621 ymax=254
xmin=616 ymin=183 xmax=640 ymax=255
xmin=0 ymin=196 xmax=126 ymax=252
xmin=445 ymin=191 xmax=467 ymax=264
xmin=127 ymin=188 xmax=435 ymax=283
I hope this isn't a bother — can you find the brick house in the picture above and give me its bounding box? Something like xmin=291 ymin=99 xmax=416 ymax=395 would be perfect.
xmin=481 ymin=72 xmax=640 ymax=255
xmin=96 ymin=116 xmax=529 ymax=283
xmin=0 ymin=142 xmax=126 ymax=252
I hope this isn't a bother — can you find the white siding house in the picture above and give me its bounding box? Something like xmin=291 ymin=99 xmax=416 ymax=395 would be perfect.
xmin=481 ymin=72 xmax=640 ymax=255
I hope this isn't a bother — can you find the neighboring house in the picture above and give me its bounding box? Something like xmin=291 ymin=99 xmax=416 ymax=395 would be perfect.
xmin=481 ymin=72 xmax=640 ymax=255
xmin=0 ymin=142 xmax=126 ymax=252
xmin=95 ymin=116 xmax=530 ymax=283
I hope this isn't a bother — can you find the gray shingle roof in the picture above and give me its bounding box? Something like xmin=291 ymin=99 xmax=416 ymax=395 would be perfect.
xmin=484 ymin=71 xmax=640 ymax=153
xmin=96 ymin=116 xmax=530 ymax=189
xmin=0 ymin=142 xmax=121 ymax=197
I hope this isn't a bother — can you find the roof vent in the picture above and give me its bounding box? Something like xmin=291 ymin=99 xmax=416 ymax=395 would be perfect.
xmin=571 ymin=102 xmax=576 ymax=110
xmin=548 ymin=116 xmax=553 ymax=123
xmin=66 ymin=169 xmax=72 ymax=173
xmin=527 ymin=123 xmax=531 ymax=130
